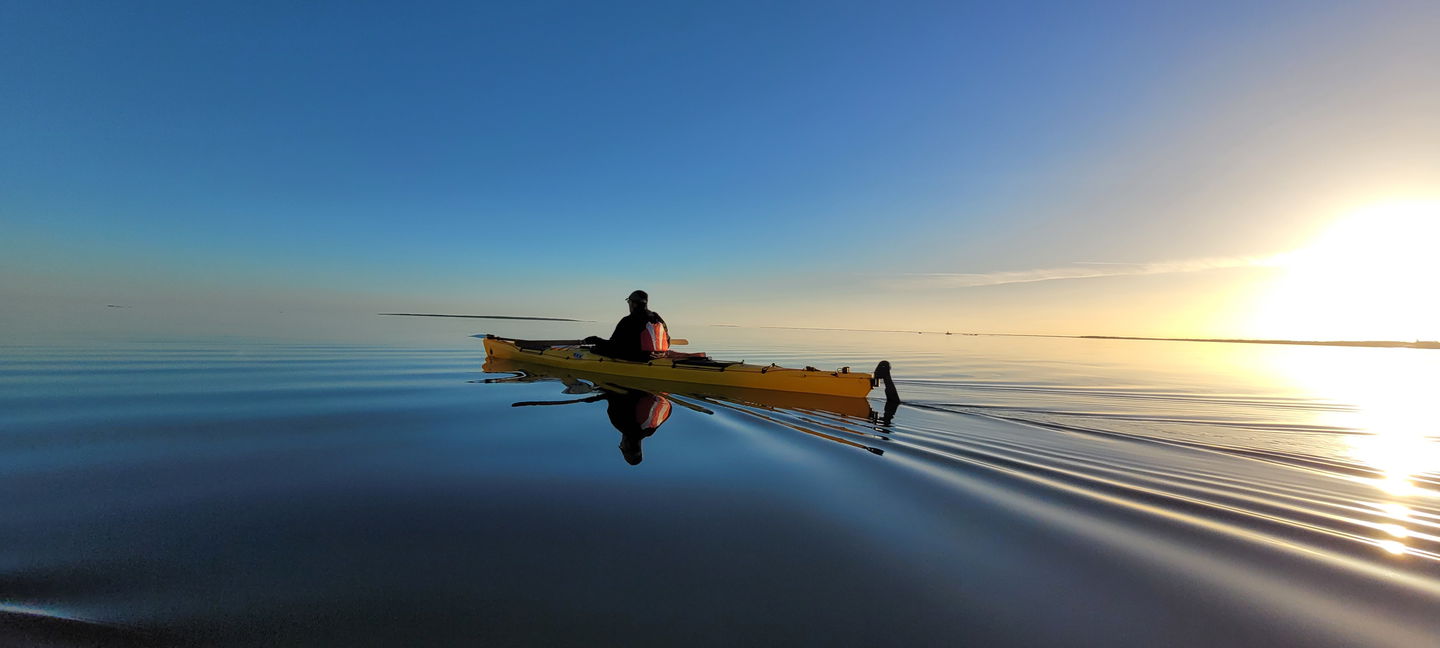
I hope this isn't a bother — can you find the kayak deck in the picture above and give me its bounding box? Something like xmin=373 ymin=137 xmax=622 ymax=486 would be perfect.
xmin=480 ymin=335 xmax=874 ymax=398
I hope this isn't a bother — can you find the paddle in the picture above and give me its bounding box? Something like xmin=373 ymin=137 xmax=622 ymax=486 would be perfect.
xmin=476 ymin=335 xmax=689 ymax=347
xmin=512 ymin=396 xmax=606 ymax=407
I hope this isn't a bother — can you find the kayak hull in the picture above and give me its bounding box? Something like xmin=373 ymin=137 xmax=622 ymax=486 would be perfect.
xmin=481 ymin=356 xmax=876 ymax=419
xmin=481 ymin=335 xmax=874 ymax=398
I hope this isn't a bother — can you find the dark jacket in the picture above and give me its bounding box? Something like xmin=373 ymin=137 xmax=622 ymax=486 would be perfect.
xmin=592 ymin=309 xmax=665 ymax=361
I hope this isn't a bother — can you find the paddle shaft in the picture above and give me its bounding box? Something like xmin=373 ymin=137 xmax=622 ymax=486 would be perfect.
xmin=508 ymin=337 xmax=688 ymax=347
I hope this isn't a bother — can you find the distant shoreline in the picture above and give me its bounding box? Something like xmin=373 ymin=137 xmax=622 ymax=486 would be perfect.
xmin=379 ymin=313 xmax=590 ymax=322
xmin=719 ymin=325 xmax=1438 ymax=350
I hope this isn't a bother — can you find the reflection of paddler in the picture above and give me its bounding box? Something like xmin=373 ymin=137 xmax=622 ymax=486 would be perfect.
xmin=506 ymin=385 xmax=673 ymax=466
xmin=607 ymin=390 xmax=672 ymax=465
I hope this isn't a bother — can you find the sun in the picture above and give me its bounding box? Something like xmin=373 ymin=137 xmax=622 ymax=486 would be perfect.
xmin=1250 ymin=200 xmax=1440 ymax=341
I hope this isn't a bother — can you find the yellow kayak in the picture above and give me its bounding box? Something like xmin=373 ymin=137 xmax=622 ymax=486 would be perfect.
xmin=481 ymin=356 xmax=876 ymax=419
xmin=480 ymin=335 xmax=875 ymax=398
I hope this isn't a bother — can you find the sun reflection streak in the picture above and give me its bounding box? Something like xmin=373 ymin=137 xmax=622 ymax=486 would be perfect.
xmin=1378 ymin=523 xmax=1408 ymax=539
xmin=1267 ymin=348 xmax=1438 ymax=488
xmin=1264 ymin=342 xmax=1439 ymax=557
xmin=1378 ymin=539 xmax=1407 ymax=555
xmin=1379 ymin=502 xmax=1412 ymax=520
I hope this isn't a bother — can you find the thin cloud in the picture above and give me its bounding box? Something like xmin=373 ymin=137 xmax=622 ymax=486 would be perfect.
xmin=904 ymin=255 xmax=1282 ymax=288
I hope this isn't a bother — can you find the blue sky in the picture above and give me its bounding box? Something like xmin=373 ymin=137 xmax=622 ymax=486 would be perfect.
xmin=3 ymin=1 xmax=1437 ymax=339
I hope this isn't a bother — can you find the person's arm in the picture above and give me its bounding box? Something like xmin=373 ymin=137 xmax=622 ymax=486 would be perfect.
xmin=584 ymin=317 xmax=629 ymax=345
xmin=609 ymin=317 xmax=628 ymax=343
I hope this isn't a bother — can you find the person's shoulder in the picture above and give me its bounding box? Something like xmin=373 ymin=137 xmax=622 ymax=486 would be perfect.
xmin=647 ymin=311 xmax=665 ymax=323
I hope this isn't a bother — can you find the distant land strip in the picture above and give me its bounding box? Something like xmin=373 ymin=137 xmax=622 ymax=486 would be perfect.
xmin=1072 ymin=335 xmax=1440 ymax=350
xmin=379 ymin=313 xmax=590 ymax=322
xmin=721 ymin=325 xmax=1438 ymax=350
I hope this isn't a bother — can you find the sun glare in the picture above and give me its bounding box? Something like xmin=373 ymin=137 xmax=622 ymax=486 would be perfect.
xmin=1251 ymin=200 xmax=1440 ymax=341
xmin=1258 ymin=202 xmax=1440 ymax=555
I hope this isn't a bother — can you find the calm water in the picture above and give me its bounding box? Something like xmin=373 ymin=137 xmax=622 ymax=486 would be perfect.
xmin=2 ymin=322 xmax=1438 ymax=646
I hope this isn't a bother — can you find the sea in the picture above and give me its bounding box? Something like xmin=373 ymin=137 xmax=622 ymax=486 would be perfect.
xmin=2 ymin=318 xmax=1437 ymax=647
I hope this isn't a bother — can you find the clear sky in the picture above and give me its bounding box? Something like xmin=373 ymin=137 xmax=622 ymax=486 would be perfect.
xmin=3 ymin=0 xmax=1437 ymax=341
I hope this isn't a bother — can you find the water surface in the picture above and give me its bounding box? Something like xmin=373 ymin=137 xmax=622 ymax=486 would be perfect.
xmin=2 ymin=324 xmax=1437 ymax=646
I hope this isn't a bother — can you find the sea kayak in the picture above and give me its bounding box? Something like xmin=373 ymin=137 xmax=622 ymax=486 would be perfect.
xmin=479 ymin=335 xmax=875 ymax=398
xmin=481 ymin=356 xmax=876 ymax=418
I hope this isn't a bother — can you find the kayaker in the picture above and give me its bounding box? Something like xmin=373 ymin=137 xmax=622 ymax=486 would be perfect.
xmin=584 ymin=289 xmax=670 ymax=361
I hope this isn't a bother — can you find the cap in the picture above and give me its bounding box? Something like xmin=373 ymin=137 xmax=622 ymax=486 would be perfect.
xmin=626 ymin=290 xmax=649 ymax=304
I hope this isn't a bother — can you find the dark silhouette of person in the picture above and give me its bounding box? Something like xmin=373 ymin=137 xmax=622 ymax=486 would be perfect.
xmin=605 ymin=389 xmax=672 ymax=465
xmin=583 ymin=289 xmax=669 ymax=361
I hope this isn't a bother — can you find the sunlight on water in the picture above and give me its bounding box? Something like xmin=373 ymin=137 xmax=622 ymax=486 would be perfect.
xmin=3 ymin=333 xmax=1439 ymax=646
xmin=1260 ymin=345 xmax=1439 ymax=558
xmin=1265 ymin=347 xmax=1439 ymax=485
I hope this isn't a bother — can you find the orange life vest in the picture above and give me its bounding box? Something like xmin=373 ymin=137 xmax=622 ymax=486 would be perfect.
xmin=641 ymin=319 xmax=669 ymax=352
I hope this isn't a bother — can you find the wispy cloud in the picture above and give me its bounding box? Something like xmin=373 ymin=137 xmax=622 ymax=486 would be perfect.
xmin=903 ymin=255 xmax=1283 ymax=288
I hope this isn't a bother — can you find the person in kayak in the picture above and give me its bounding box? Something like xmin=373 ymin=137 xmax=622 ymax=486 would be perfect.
xmin=584 ymin=289 xmax=670 ymax=361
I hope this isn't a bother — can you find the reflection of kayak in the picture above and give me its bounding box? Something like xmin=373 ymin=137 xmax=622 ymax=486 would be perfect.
xmin=480 ymin=335 xmax=875 ymax=399
xmin=482 ymin=356 xmax=876 ymax=419
xmin=483 ymin=356 xmax=891 ymax=457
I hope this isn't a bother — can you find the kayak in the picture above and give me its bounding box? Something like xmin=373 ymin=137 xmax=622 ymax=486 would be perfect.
xmin=479 ymin=335 xmax=875 ymax=398
xmin=481 ymin=356 xmax=876 ymax=419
